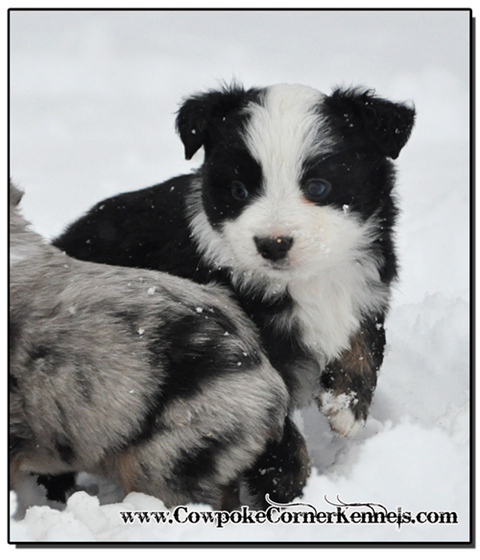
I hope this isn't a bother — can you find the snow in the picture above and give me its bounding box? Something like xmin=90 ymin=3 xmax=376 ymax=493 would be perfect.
xmin=7 ymin=8 xmax=471 ymax=546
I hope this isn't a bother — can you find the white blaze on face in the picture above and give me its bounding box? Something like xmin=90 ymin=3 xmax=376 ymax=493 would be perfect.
xmin=221 ymin=84 xmax=367 ymax=281
xmin=244 ymin=83 xmax=328 ymax=180
xmin=244 ymin=84 xmax=327 ymax=235
xmin=219 ymin=84 xmax=388 ymax=359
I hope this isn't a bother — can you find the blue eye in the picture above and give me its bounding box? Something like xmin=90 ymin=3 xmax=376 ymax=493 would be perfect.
xmin=231 ymin=181 xmax=249 ymax=201
xmin=306 ymin=179 xmax=331 ymax=199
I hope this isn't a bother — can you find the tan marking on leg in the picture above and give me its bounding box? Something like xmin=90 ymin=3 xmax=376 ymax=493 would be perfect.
xmin=339 ymin=329 xmax=375 ymax=375
xmin=112 ymin=449 xmax=141 ymax=495
xmin=318 ymin=328 xmax=377 ymax=437
xmin=9 ymin=454 xmax=24 ymax=490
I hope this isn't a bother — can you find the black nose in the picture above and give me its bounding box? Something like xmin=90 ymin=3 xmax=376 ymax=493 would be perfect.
xmin=254 ymin=236 xmax=294 ymax=262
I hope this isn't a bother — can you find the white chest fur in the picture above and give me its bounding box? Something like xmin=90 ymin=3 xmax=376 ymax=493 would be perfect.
xmin=288 ymin=257 xmax=389 ymax=363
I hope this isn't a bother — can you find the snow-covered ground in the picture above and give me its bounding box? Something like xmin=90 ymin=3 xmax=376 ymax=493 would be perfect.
xmin=7 ymin=9 xmax=472 ymax=545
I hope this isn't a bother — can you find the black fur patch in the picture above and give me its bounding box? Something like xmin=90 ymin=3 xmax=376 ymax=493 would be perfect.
xmin=175 ymin=83 xmax=263 ymax=160
xmin=171 ymin=433 xmax=238 ymax=502
xmin=53 ymin=175 xmax=204 ymax=279
xmin=37 ymin=473 xmax=76 ymax=503
xmin=152 ymin=310 xmax=260 ymax=395
xmin=175 ymin=435 xmax=224 ymax=481
xmin=54 ymin=438 xmax=75 ymax=465
xmin=125 ymin=308 xmax=261 ymax=446
xmin=235 ymin=289 xmax=312 ymax=396
xmin=28 ymin=344 xmax=51 ymax=364
xmin=244 ymin=416 xmax=310 ymax=507
xmin=322 ymin=87 xmax=415 ymax=160
xmin=25 ymin=343 xmax=63 ymax=378
xmin=202 ymin=148 xmax=263 ymax=228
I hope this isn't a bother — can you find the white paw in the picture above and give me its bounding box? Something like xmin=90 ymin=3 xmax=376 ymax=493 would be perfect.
xmin=328 ymin=408 xmax=362 ymax=437
xmin=320 ymin=391 xmax=363 ymax=437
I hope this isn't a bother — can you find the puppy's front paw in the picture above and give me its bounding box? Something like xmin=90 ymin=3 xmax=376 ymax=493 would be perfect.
xmin=319 ymin=391 xmax=363 ymax=437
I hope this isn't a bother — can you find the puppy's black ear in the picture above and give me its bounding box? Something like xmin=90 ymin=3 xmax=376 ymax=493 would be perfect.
xmin=175 ymin=92 xmax=213 ymax=160
xmin=324 ymin=87 xmax=416 ymax=159
xmin=175 ymin=84 xmax=261 ymax=160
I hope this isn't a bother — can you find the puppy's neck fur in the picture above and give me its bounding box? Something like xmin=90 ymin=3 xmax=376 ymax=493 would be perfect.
xmin=187 ymin=178 xmax=389 ymax=364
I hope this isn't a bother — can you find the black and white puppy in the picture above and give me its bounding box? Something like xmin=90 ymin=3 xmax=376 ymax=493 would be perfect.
xmin=9 ymin=182 xmax=290 ymax=511
xmin=54 ymin=83 xmax=415 ymax=500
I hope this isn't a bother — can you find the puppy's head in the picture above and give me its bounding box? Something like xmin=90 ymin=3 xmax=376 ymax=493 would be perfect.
xmin=177 ymin=83 xmax=415 ymax=288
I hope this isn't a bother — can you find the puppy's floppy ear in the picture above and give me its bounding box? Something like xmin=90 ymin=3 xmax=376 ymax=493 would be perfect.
xmin=175 ymin=84 xmax=260 ymax=160
xmin=175 ymin=92 xmax=213 ymax=160
xmin=324 ymin=87 xmax=416 ymax=159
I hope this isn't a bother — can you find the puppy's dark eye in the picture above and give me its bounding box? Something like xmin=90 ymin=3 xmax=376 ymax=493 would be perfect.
xmin=231 ymin=181 xmax=249 ymax=201
xmin=305 ymin=179 xmax=331 ymax=200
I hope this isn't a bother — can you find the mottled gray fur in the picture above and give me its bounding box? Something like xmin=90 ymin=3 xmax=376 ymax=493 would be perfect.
xmin=9 ymin=183 xmax=288 ymax=510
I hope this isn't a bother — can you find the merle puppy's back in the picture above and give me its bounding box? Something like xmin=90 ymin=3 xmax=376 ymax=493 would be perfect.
xmin=10 ymin=182 xmax=290 ymax=509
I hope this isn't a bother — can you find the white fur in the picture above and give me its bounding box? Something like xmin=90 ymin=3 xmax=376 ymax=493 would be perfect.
xmin=320 ymin=391 xmax=362 ymax=437
xmin=189 ymin=84 xmax=389 ymax=367
xmin=243 ymin=84 xmax=332 ymax=179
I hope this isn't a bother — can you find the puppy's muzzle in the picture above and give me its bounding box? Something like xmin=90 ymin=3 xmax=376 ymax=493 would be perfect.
xmin=254 ymin=236 xmax=294 ymax=262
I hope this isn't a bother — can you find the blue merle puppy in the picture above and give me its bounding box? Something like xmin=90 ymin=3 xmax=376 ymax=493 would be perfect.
xmin=9 ymin=182 xmax=290 ymax=511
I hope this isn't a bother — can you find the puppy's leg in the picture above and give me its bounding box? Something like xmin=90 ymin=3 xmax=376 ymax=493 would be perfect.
xmin=244 ymin=416 xmax=310 ymax=508
xmin=115 ymin=417 xmax=309 ymax=510
xmin=114 ymin=438 xmax=242 ymax=510
xmin=318 ymin=317 xmax=386 ymax=437
xmin=219 ymin=480 xmax=241 ymax=511
xmin=36 ymin=473 xmax=77 ymax=503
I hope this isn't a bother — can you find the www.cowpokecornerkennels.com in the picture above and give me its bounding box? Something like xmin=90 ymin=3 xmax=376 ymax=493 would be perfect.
xmin=119 ymin=496 xmax=458 ymax=531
